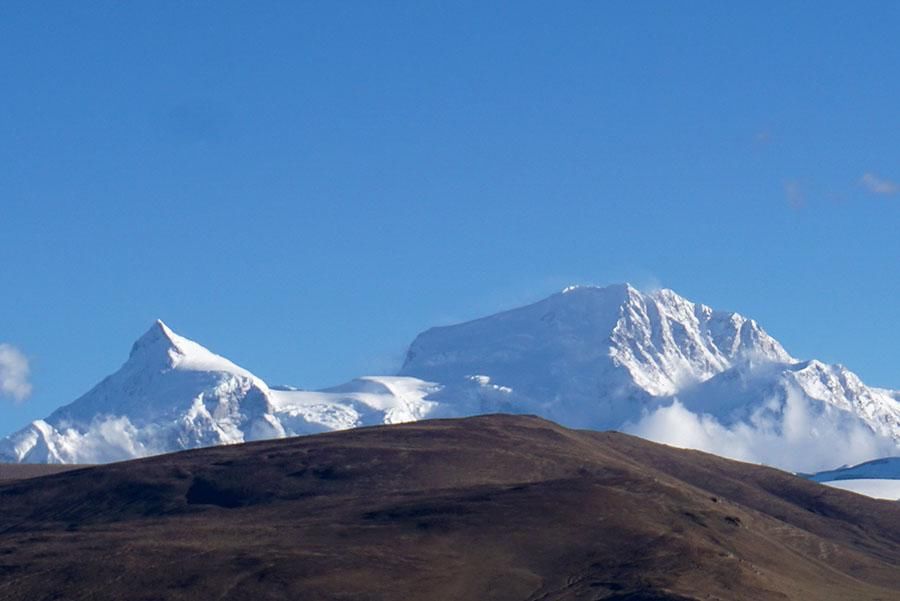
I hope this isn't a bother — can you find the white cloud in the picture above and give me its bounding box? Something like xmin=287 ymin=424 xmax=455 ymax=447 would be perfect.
xmin=624 ymin=388 xmax=896 ymax=473
xmin=9 ymin=416 xmax=159 ymax=464
xmin=860 ymin=172 xmax=898 ymax=196
xmin=58 ymin=416 xmax=154 ymax=463
xmin=754 ymin=130 xmax=772 ymax=144
xmin=784 ymin=180 xmax=805 ymax=209
xmin=0 ymin=343 xmax=32 ymax=403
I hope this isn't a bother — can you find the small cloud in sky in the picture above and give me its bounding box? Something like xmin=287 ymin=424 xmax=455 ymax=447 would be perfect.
xmin=754 ymin=130 xmax=772 ymax=144
xmin=630 ymin=274 xmax=664 ymax=294
xmin=0 ymin=343 xmax=32 ymax=403
xmin=784 ymin=180 xmax=805 ymax=210
xmin=860 ymin=172 xmax=898 ymax=196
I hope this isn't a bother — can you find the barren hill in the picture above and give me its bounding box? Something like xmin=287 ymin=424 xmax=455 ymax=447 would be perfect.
xmin=1 ymin=414 xmax=898 ymax=600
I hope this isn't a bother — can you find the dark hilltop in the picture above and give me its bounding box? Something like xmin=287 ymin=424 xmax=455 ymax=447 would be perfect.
xmin=1 ymin=414 xmax=898 ymax=600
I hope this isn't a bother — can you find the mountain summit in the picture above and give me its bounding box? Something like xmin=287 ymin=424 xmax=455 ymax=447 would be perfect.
xmin=2 ymin=285 xmax=898 ymax=472
xmin=0 ymin=319 xmax=283 ymax=463
xmin=127 ymin=320 xmax=255 ymax=377
xmin=405 ymin=284 xmax=792 ymax=394
xmin=401 ymin=284 xmax=795 ymax=426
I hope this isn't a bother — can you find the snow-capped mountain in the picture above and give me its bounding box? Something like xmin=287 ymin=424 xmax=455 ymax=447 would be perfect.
xmin=2 ymin=284 xmax=898 ymax=475
xmin=400 ymin=284 xmax=795 ymax=427
xmin=399 ymin=284 xmax=899 ymax=472
xmin=0 ymin=321 xmax=440 ymax=464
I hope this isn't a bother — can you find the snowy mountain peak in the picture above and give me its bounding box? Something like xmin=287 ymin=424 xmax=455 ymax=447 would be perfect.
xmin=401 ymin=283 xmax=793 ymax=403
xmin=559 ymin=282 xmax=638 ymax=296
xmin=128 ymin=320 xmax=256 ymax=379
xmin=128 ymin=320 xmax=182 ymax=366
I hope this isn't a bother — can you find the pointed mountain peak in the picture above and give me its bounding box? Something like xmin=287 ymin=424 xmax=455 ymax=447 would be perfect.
xmin=154 ymin=318 xmax=175 ymax=337
xmin=125 ymin=321 xmax=257 ymax=379
xmin=129 ymin=319 xmax=183 ymax=362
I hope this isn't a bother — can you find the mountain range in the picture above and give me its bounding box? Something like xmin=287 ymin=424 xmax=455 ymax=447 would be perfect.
xmin=2 ymin=284 xmax=898 ymax=481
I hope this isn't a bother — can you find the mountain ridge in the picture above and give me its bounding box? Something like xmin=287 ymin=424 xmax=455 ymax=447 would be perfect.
xmin=2 ymin=284 xmax=898 ymax=476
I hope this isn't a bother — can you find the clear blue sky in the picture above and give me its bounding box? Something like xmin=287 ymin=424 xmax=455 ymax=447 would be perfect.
xmin=2 ymin=3 xmax=899 ymax=436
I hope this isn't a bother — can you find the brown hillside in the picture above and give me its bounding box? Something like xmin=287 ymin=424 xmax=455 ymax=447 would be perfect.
xmin=0 ymin=414 xmax=898 ymax=600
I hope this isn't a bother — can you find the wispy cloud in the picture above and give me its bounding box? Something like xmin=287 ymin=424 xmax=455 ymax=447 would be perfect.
xmin=0 ymin=343 xmax=32 ymax=403
xmin=754 ymin=130 xmax=772 ymax=144
xmin=784 ymin=180 xmax=805 ymax=210
xmin=860 ymin=172 xmax=898 ymax=196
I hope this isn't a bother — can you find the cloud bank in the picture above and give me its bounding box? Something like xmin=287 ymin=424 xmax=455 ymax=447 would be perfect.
xmin=55 ymin=416 xmax=155 ymax=464
xmin=625 ymin=387 xmax=897 ymax=473
xmin=860 ymin=172 xmax=898 ymax=196
xmin=0 ymin=415 xmax=163 ymax=464
xmin=0 ymin=343 xmax=32 ymax=402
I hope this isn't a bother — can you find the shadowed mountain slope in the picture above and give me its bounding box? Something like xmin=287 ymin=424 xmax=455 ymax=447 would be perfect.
xmin=1 ymin=415 xmax=898 ymax=601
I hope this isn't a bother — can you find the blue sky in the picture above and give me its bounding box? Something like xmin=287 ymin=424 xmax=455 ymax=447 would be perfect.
xmin=1 ymin=3 xmax=898 ymax=436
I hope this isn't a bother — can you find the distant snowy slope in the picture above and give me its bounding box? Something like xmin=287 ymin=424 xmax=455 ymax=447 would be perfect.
xmin=269 ymin=377 xmax=441 ymax=433
xmin=809 ymin=456 xmax=900 ymax=482
xmin=819 ymin=479 xmax=900 ymax=501
xmin=808 ymin=456 xmax=900 ymax=500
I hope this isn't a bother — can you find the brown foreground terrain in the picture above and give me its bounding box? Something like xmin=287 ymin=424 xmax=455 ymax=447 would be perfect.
xmin=0 ymin=463 xmax=86 ymax=482
xmin=0 ymin=414 xmax=898 ymax=601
